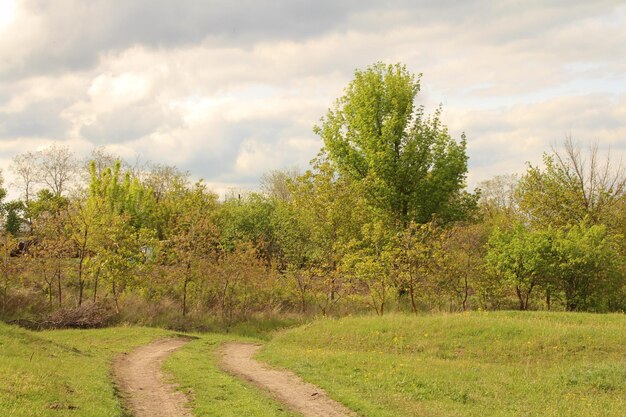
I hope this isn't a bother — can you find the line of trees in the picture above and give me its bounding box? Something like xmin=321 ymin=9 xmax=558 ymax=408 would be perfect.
xmin=1 ymin=63 xmax=625 ymax=326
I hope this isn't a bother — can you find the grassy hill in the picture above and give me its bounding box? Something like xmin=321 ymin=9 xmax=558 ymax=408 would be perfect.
xmin=260 ymin=312 xmax=626 ymax=417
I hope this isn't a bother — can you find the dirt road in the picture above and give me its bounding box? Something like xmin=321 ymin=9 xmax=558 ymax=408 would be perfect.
xmin=220 ymin=343 xmax=358 ymax=417
xmin=113 ymin=338 xmax=192 ymax=417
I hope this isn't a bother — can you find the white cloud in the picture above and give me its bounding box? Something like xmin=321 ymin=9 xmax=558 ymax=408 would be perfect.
xmin=0 ymin=0 xmax=624 ymax=196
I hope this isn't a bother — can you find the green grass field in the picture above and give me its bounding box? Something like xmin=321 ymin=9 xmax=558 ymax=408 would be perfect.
xmin=0 ymin=323 xmax=294 ymax=417
xmin=260 ymin=312 xmax=626 ymax=417
xmin=0 ymin=323 xmax=171 ymax=417
xmin=165 ymin=335 xmax=297 ymax=416
xmin=2 ymin=312 xmax=625 ymax=417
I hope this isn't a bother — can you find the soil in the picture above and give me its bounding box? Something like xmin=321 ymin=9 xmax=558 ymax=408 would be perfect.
xmin=220 ymin=343 xmax=358 ymax=417
xmin=113 ymin=338 xmax=192 ymax=417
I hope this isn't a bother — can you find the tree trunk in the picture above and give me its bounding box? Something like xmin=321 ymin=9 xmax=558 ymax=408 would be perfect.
xmin=409 ymin=280 xmax=417 ymax=314
xmin=516 ymin=286 xmax=525 ymax=311
xmin=77 ymin=229 xmax=88 ymax=306
xmin=462 ymin=257 xmax=470 ymax=311
xmin=182 ymin=278 xmax=188 ymax=317
xmin=1 ymin=272 xmax=6 ymax=315
xmin=220 ymin=277 xmax=231 ymax=321
xmin=182 ymin=260 xmax=191 ymax=317
xmin=77 ymin=255 xmax=84 ymax=306
xmin=56 ymin=261 xmax=62 ymax=308
xmin=296 ymin=273 xmax=307 ymax=313
xmin=42 ymin=266 xmax=53 ymax=308
xmin=2 ymin=244 xmax=9 ymax=315
xmin=93 ymin=267 xmax=100 ymax=302
xmin=112 ymin=280 xmax=120 ymax=313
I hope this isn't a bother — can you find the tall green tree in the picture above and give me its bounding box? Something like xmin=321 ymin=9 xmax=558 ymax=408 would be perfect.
xmin=316 ymin=62 xmax=471 ymax=226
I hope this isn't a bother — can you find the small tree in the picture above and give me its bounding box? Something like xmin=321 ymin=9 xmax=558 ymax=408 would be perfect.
xmin=343 ymin=221 xmax=393 ymax=316
xmin=552 ymin=223 xmax=621 ymax=311
xmin=287 ymin=158 xmax=371 ymax=313
xmin=0 ymin=233 xmax=19 ymax=315
xmin=518 ymin=137 xmax=626 ymax=228
xmin=39 ymin=144 xmax=78 ymax=198
xmin=11 ymin=151 xmax=39 ymax=204
xmin=163 ymin=181 xmax=219 ymax=316
xmin=86 ymin=159 xmax=157 ymax=312
xmin=391 ymin=221 xmax=444 ymax=313
xmin=260 ymin=168 xmax=300 ymax=202
xmin=486 ymin=224 xmax=553 ymax=310
xmin=31 ymin=198 xmax=72 ymax=308
xmin=4 ymin=201 xmax=24 ymax=236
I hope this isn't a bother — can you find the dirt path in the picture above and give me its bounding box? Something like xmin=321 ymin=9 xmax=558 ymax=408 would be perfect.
xmin=220 ymin=343 xmax=358 ymax=417
xmin=113 ymin=338 xmax=192 ymax=417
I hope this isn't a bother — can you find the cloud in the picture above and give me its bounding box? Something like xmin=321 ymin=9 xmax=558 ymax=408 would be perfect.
xmin=445 ymin=92 xmax=626 ymax=186
xmin=80 ymin=102 xmax=182 ymax=144
xmin=0 ymin=0 xmax=368 ymax=79
xmin=0 ymin=0 xmax=624 ymax=196
xmin=0 ymin=99 xmax=71 ymax=138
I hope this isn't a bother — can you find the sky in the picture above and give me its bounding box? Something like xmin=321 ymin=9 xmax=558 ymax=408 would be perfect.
xmin=0 ymin=0 xmax=625 ymax=197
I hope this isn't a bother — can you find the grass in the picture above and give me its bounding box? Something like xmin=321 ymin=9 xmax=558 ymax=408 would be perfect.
xmin=3 ymin=312 xmax=625 ymax=417
xmin=165 ymin=335 xmax=298 ymax=416
xmin=0 ymin=322 xmax=297 ymax=417
xmin=0 ymin=322 xmax=171 ymax=417
xmin=259 ymin=311 xmax=626 ymax=417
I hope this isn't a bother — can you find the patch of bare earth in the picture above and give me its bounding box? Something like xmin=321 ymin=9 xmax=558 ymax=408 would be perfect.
xmin=220 ymin=343 xmax=359 ymax=417
xmin=113 ymin=338 xmax=192 ymax=417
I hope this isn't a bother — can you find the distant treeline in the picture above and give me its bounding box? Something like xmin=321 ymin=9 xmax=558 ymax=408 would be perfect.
xmin=1 ymin=63 xmax=624 ymax=327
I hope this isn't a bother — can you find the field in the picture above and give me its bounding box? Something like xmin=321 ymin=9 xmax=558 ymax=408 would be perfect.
xmin=260 ymin=312 xmax=626 ymax=417
xmin=2 ymin=312 xmax=626 ymax=416
xmin=164 ymin=335 xmax=297 ymax=417
xmin=0 ymin=324 xmax=169 ymax=417
xmin=0 ymin=323 xmax=292 ymax=417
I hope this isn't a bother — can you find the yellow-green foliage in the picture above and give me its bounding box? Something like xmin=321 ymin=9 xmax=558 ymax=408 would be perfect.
xmin=260 ymin=312 xmax=626 ymax=417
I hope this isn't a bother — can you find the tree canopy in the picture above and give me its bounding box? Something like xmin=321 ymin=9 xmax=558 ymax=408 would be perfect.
xmin=316 ymin=62 xmax=471 ymax=226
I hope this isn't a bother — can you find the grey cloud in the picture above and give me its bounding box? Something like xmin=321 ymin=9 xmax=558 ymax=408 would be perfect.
xmin=451 ymin=92 xmax=626 ymax=185
xmin=126 ymin=108 xmax=319 ymax=187
xmin=0 ymin=100 xmax=71 ymax=138
xmin=0 ymin=0 xmax=624 ymax=194
xmin=184 ymin=118 xmax=300 ymax=180
xmin=2 ymin=0 xmax=367 ymax=79
xmin=6 ymin=0 xmax=622 ymax=80
xmin=80 ymin=102 xmax=182 ymax=144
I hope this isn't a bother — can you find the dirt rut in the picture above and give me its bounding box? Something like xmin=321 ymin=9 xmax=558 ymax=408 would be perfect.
xmin=220 ymin=343 xmax=358 ymax=417
xmin=114 ymin=338 xmax=192 ymax=417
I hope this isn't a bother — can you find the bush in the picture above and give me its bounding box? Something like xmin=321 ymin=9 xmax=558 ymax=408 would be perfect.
xmin=42 ymin=301 xmax=115 ymax=329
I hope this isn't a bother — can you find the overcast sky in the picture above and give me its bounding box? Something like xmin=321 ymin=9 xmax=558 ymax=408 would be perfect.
xmin=0 ymin=0 xmax=624 ymax=196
